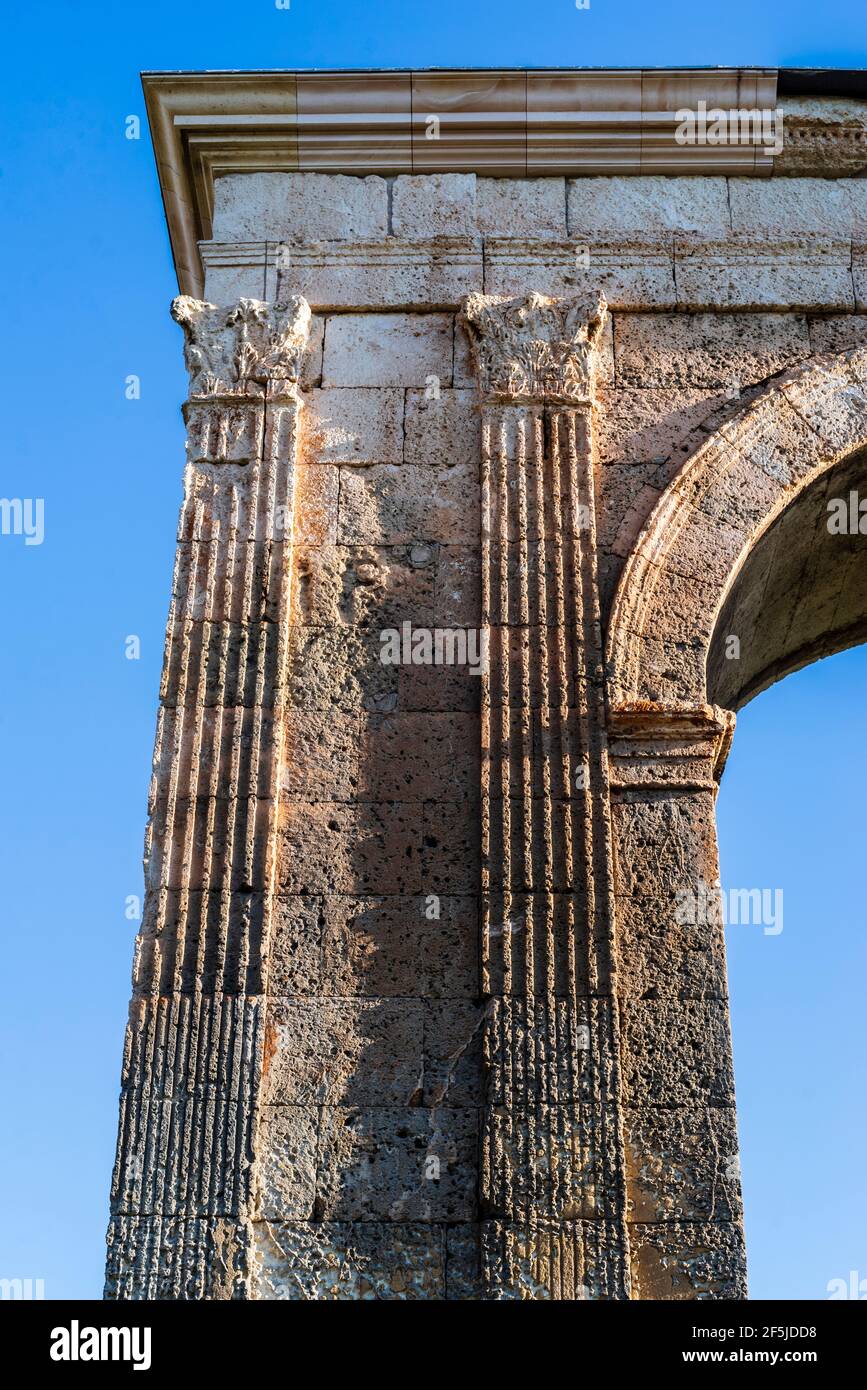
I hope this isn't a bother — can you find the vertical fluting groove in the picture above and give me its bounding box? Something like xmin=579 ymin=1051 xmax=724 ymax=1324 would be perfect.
xmin=462 ymin=290 xmax=629 ymax=1300
xmin=107 ymin=297 xmax=311 ymax=1300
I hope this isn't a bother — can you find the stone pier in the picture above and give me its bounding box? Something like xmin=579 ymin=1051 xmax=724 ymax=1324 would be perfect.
xmin=107 ymin=66 xmax=867 ymax=1298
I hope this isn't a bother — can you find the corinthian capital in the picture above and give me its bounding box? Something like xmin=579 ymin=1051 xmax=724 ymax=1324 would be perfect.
xmin=171 ymin=295 xmax=311 ymax=398
xmin=460 ymin=291 xmax=607 ymax=406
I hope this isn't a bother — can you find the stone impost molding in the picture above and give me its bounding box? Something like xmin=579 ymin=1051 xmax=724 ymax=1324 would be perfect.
xmin=105 ymin=295 xmax=311 ymax=1300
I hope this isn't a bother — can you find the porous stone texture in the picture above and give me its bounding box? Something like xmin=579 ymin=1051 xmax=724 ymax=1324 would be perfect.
xmin=568 ymin=176 xmax=730 ymax=234
xmin=113 ymin=164 xmax=867 ymax=1301
xmin=213 ymin=172 xmax=389 ymax=242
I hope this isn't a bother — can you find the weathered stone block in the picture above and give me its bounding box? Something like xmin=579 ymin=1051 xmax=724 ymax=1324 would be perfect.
xmin=281 ymin=711 xmax=362 ymax=799
xmin=424 ymin=999 xmax=487 ymax=1106
xmin=291 ymin=544 xmax=435 ymax=629
xmin=357 ymin=711 xmax=479 ymax=801
xmin=675 ymin=235 xmax=854 ymax=313
xmin=620 ymin=998 xmax=736 ymax=1107
xmin=212 ymin=172 xmax=389 ymax=241
xmin=278 ymin=238 xmax=483 ymax=311
xmin=277 ymin=801 xmax=422 ymax=894
xmin=267 ymin=896 xmax=323 ymax=995
xmin=252 ymin=1220 xmax=446 ymax=1299
xmin=612 ymin=792 xmax=720 ymax=899
xmin=486 ymin=997 xmax=617 ymax=1107
xmin=478 ymin=177 xmax=567 ymax=236
xmin=484 ymin=1104 xmax=621 ymax=1222
xmin=106 ymin=1216 xmax=252 ymax=1300
xmin=485 ymin=237 xmax=676 ymax=309
xmin=286 ymin=625 xmax=398 ymax=713
xmin=320 ymin=894 xmax=478 ymax=997
xmin=445 ymin=1224 xmax=481 ymax=1300
xmin=392 ymin=173 xmax=477 ymax=237
xmin=404 ymin=388 xmax=480 ymax=467
xmin=624 ymin=1106 xmax=741 ymax=1223
xmin=614 ymin=893 xmax=727 ymax=1001
xmin=316 ymin=1107 xmax=478 ymax=1221
xmin=728 ymin=176 xmax=858 ymax=236
xmin=256 ymin=1107 xmax=319 ymax=1220
xmin=568 ymin=176 xmax=730 ymax=235
xmin=596 ymin=385 xmax=723 ymax=467
xmin=398 ymin=653 xmax=483 ymax=713
xmin=630 ymin=1221 xmax=747 ymax=1300
xmin=809 ymin=314 xmax=867 ymax=355
xmin=337 ymin=463 xmax=479 ymax=545
xmin=322 ymin=312 xmax=453 ymax=386
xmin=293 ymin=464 xmax=339 ymax=546
xmin=480 ymin=1217 xmax=628 ymax=1300
xmin=434 ymin=545 xmax=482 ymax=625
xmin=264 ymin=997 xmax=425 ymax=1106
xmin=422 ymin=799 xmax=482 ymax=894
xmin=306 ymin=387 xmax=404 ymax=464
xmin=614 ymin=312 xmax=811 ymax=389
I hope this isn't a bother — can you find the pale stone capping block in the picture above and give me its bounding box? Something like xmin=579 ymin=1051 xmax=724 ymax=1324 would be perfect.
xmin=614 ymin=312 xmax=811 ymax=388
xmin=484 ymin=236 xmax=676 ymax=308
xmin=476 ymin=177 xmax=567 ymax=236
xmin=675 ymin=235 xmax=855 ymax=313
xmin=307 ymin=387 xmax=404 ymax=465
xmin=276 ymin=238 xmax=483 ymax=309
xmin=392 ymin=172 xmax=478 ymax=237
xmin=568 ymin=176 xmax=730 ymax=234
xmin=212 ymin=171 xmax=389 ymax=241
xmin=729 ymin=176 xmax=867 ymax=237
xmin=322 ymin=312 xmax=454 ymax=386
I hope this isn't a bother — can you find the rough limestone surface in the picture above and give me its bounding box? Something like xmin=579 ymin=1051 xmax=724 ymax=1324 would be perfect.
xmin=110 ymin=165 xmax=867 ymax=1302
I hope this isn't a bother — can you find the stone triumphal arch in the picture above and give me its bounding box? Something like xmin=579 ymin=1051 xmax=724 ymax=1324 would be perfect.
xmin=106 ymin=66 xmax=867 ymax=1299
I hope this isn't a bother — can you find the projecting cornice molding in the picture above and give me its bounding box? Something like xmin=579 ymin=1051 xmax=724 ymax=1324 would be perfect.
xmin=142 ymin=67 xmax=867 ymax=295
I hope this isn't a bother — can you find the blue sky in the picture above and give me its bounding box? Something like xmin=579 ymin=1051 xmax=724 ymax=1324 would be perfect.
xmin=0 ymin=0 xmax=865 ymax=1300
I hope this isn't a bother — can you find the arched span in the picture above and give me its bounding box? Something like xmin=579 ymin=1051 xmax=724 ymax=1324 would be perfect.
xmin=606 ymin=346 xmax=867 ymax=710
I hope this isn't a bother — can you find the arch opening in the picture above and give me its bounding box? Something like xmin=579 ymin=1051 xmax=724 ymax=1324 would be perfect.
xmin=707 ymin=447 xmax=867 ymax=712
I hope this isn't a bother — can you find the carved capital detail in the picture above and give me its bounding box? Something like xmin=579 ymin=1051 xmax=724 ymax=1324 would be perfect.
xmin=171 ymin=295 xmax=312 ymax=399
xmin=460 ymin=291 xmax=607 ymax=405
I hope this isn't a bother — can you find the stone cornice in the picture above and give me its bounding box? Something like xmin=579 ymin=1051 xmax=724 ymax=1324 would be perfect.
xmin=144 ymin=67 xmax=867 ymax=295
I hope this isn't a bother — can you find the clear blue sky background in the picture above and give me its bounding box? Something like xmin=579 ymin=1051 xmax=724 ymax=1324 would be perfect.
xmin=1 ymin=0 xmax=865 ymax=1301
